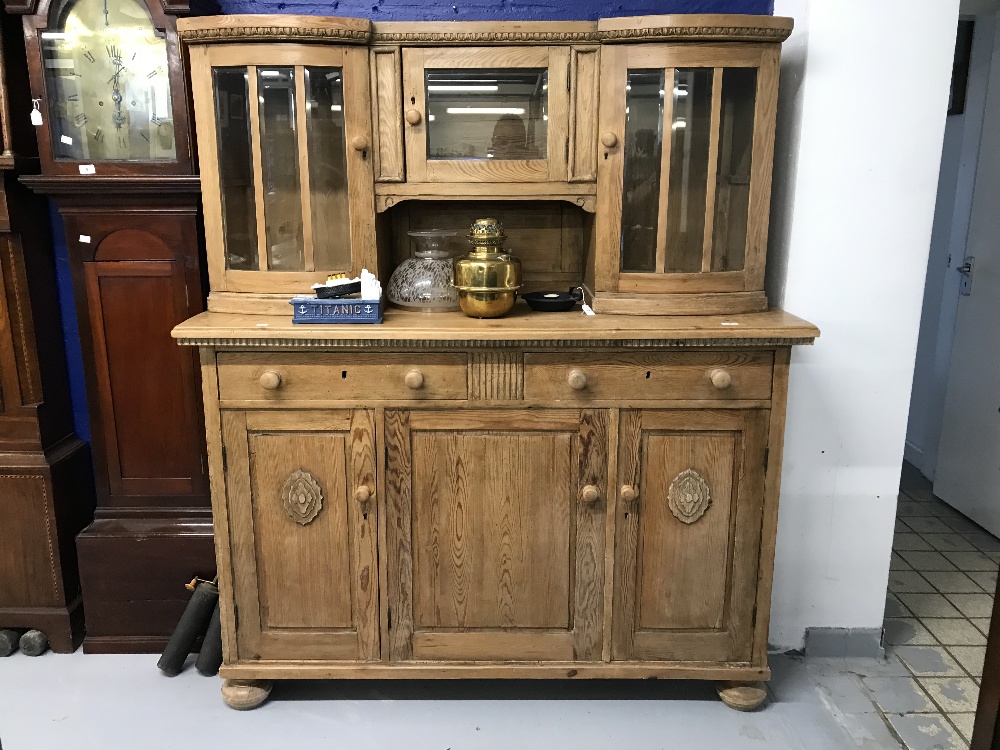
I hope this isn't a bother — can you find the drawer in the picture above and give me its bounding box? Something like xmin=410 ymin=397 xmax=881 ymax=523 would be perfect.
xmin=217 ymin=353 xmax=468 ymax=402
xmin=523 ymin=352 xmax=773 ymax=402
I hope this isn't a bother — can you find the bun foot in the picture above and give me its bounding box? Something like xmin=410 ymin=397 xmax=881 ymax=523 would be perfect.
xmin=221 ymin=679 xmax=273 ymax=710
xmin=716 ymin=681 xmax=767 ymax=711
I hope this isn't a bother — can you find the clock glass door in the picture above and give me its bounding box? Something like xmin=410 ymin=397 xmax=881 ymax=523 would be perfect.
xmin=41 ymin=0 xmax=176 ymax=162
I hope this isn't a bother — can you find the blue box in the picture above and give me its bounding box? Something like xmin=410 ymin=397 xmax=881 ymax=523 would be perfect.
xmin=290 ymin=295 xmax=384 ymax=324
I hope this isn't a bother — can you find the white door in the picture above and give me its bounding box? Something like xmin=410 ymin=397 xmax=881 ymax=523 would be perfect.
xmin=935 ymin=16 xmax=1000 ymax=534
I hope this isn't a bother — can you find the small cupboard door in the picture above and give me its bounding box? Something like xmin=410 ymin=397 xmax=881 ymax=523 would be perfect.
xmin=595 ymin=44 xmax=779 ymax=295
xmin=385 ymin=409 xmax=608 ymax=662
xmin=221 ymin=409 xmax=378 ymax=661
xmin=402 ymin=46 xmax=570 ymax=183
xmin=612 ymin=409 xmax=768 ymax=662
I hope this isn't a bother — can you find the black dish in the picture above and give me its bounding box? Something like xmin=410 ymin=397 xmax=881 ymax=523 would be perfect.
xmin=316 ymin=281 xmax=362 ymax=299
xmin=523 ymin=287 xmax=584 ymax=312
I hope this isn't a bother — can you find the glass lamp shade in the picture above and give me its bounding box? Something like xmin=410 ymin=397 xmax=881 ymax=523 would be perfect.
xmin=387 ymin=230 xmax=461 ymax=312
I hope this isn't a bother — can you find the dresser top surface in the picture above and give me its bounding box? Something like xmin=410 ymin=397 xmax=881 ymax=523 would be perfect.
xmin=172 ymin=306 xmax=818 ymax=349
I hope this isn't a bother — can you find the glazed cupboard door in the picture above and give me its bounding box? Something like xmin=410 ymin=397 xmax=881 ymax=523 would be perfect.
xmin=221 ymin=409 xmax=378 ymax=661
xmin=595 ymin=44 xmax=779 ymax=306
xmin=612 ymin=409 xmax=768 ymax=662
xmin=385 ymin=409 xmax=608 ymax=662
xmin=402 ymin=46 xmax=570 ymax=183
xmin=188 ymin=44 xmax=377 ymax=296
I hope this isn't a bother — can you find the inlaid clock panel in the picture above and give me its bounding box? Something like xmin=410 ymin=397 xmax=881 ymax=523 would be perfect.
xmin=41 ymin=0 xmax=176 ymax=162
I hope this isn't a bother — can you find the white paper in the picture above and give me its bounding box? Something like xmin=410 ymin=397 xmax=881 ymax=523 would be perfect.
xmin=60 ymin=134 xmax=73 ymax=145
xmin=79 ymin=235 xmax=91 ymax=243
xmin=581 ymin=304 xmax=596 ymax=316
xmin=30 ymin=109 xmax=42 ymax=126
xmin=721 ymin=321 xmax=739 ymax=326
xmin=78 ymin=164 xmax=96 ymax=175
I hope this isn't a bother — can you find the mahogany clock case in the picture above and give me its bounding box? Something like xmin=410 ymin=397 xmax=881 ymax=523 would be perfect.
xmin=0 ymin=8 xmax=94 ymax=653
xmin=5 ymin=0 xmax=214 ymax=652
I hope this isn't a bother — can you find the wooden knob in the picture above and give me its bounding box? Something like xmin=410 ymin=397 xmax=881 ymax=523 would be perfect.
xmin=601 ymin=131 xmax=618 ymax=148
xmin=259 ymin=370 xmax=282 ymax=390
xmin=354 ymin=486 xmax=371 ymax=503
xmin=620 ymin=484 xmax=638 ymax=503
xmin=580 ymin=485 xmax=600 ymax=504
xmin=567 ymin=369 xmax=588 ymax=390
xmin=405 ymin=109 xmax=422 ymax=126
xmin=351 ymin=135 xmax=369 ymax=151
xmin=404 ymin=369 xmax=424 ymax=390
xmin=709 ymin=368 xmax=732 ymax=390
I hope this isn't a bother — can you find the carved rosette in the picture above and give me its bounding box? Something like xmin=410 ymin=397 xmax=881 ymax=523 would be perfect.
xmin=668 ymin=469 xmax=711 ymax=524
xmin=281 ymin=469 xmax=323 ymax=525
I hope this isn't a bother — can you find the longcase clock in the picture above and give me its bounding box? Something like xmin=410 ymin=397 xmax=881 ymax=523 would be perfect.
xmin=6 ymin=0 xmax=214 ymax=652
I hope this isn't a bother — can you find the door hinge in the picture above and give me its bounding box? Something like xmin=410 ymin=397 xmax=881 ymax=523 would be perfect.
xmin=387 ymin=607 xmax=392 ymax=630
xmin=763 ymin=447 xmax=769 ymax=472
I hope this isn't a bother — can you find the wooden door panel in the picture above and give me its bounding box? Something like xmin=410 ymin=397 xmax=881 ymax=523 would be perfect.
xmin=84 ymin=260 xmax=205 ymax=501
xmin=637 ymin=431 xmax=736 ymax=631
xmin=223 ymin=409 xmax=379 ymax=662
xmin=248 ymin=431 xmax=352 ymax=629
xmin=613 ymin=409 xmax=768 ymax=663
xmin=386 ymin=409 xmax=608 ymax=662
xmin=411 ymin=430 xmax=573 ymax=629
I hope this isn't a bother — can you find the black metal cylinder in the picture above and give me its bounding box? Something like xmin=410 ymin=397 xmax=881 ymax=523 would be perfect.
xmin=195 ymin=602 xmax=223 ymax=677
xmin=157 ymin=582 xmax=218 ymax=676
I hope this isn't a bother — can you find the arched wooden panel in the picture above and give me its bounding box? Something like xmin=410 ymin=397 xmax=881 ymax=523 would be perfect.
xmin=94 ymin=229 xmax=173 ymax=262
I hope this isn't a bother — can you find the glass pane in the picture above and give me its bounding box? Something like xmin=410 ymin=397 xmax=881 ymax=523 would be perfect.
xmin=41 ymin=0 xmax=176 ymax=162
xmin=305 ymin=67 xmax=351 ymax=271
xmin=664 ymin=68 xmax=714 ymax=273
xmin=425 ymin=68 xmax=547 ymax=160
xmin=711 ymin=68 xmax=757 ymax=272
xmin=620 ymin=70 xmax=665 ymax=273
xmin=213 ymin=68 xmax=257 ymax=271
xmin=258 ymin=66 xmax=303 ymax=271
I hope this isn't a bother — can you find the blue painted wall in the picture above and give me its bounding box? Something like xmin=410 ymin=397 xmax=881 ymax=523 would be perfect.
xmin=214 ymin=0 xmax=772 ymax=20
xmin=51 ymin=0 xmax=772 ymax=443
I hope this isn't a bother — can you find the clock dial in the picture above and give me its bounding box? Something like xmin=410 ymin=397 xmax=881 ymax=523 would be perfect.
xmin=41 ymin=0 xmax=176 ymax=162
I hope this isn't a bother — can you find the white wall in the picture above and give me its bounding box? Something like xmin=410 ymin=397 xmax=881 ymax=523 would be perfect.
xmin=905 ymin=8 xmax=999 ymax=479
xmin=767 ymin=0 xmax=959 ymax=650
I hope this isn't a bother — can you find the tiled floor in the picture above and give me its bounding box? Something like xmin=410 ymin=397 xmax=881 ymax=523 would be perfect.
xmin=880 ymin=462 xmax=998 ymax=747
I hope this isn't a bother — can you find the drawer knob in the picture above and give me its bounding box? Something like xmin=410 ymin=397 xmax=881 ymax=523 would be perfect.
xmin=259 ymin=370 xmax=282 ymax=391
xmin=580 ymin=485 xmax=600 ymax=504
xmin=620 ymin=484 xmax=638 ymax=503
xmin=351 ymin=135 xmax=370 ymax=152
xmin=567 ymin=369 xmax=588 ymax=390
xmin=405 ymin=109 xmax=422 ymax=126
xmin=404 ymin=369 xmax=424 ymax=390
xmin=601 ymin=131 xmax=618 ymax=148
xmin=709 ymin=368 xmax=733 ymax=390
xmin=354 ymin=486 xmax=371 ymax=503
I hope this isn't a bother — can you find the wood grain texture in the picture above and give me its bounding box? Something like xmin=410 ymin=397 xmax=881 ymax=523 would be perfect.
xmin=371 ymin=48 xmax=404 ymax=182
xmin=222 ymin=661 xmax=770 ymax=681
xmin=469 ymin=351 xmax=523 ymax=400
xmin=589 ymin=291 xmax=768 ymax=316
xmin=573 ymin=409 xmax=608 ymax=660
xmin=524 ymin=351 xmax=773 ymax=403
xmin=217 ymin=352 xmax=468 ymax=402
xmin=384 ymin=409 xmax=414 ymax=660
xmin=593 ymin=44 xmax=626 ymax=291
xmin=613 ymin=409 xmax=767 ymax=663
xmin=349 ymin=409 xmax=380 ymax=660
xmin=569 ymin=46 xmax=600 ymax=183
xmin=174 ymin=308 xmax=819 ymax=346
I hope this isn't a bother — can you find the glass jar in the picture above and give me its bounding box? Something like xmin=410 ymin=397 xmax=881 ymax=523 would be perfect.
xmin=387 ymin=230 xmax=461 ymax=312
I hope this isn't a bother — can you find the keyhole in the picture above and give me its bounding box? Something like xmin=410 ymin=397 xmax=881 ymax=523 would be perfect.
xmin=645 ymin=371 xmax=651 ymax=379
xmin=604 ymin=151 xmax=609 ymax=160
xmin=363 ymin=511 xmax=368 ymax=520
xmin=410 ymin=96 xmax=416 ymax=105
xmin=342 ymin=370 xmax=347 ymax=379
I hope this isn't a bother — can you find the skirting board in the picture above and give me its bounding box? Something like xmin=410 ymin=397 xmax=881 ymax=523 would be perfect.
xmin=803 ymin=627 xmax=885 ymax=659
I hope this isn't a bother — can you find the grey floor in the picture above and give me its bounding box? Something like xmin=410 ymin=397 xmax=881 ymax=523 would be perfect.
xmin=0 ymin=464 xmax=992 ymax=750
